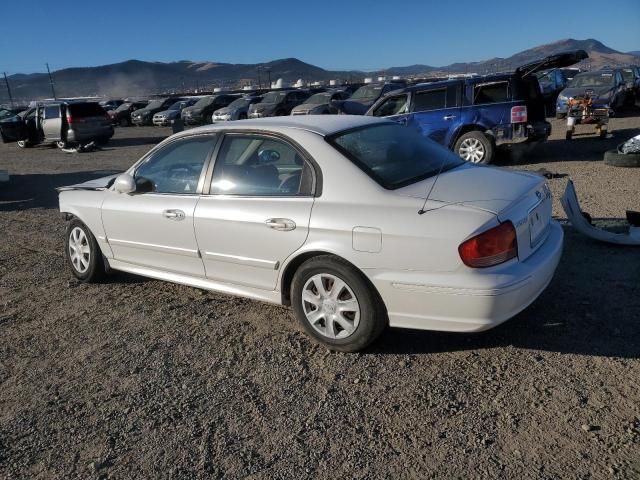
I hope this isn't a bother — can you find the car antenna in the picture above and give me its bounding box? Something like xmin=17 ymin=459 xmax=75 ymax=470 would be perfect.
xmin=417 ymin=156 xmax=449 ymax=215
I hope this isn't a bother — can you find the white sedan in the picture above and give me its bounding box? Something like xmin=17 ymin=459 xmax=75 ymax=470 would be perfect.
xmin=58 ymin=116 xmax=563 ymax=351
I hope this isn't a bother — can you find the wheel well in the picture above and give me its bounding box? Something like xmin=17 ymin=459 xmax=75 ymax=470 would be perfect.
xmin=279 ymin=251 xmax=386 ymax=314
xmin=450 ymin=125 xmax=493 ymax=149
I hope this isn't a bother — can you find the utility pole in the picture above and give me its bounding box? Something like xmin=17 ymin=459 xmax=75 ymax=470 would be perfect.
xmin=267 ymin=69 xmax=271 ymax=89
xmin=3 ymin=72 xmax=14 ymax=107
xmin=257 ymin=66 xmax=262 ymax=90
xmin=46 ymin=63 xmax=56 ymax=99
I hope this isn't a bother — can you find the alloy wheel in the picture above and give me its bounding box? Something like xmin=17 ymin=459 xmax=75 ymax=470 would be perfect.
xmin=301 ymin=273 xmax=360 ymax=339
xmin=458 ymin=138 xmax=486 ymax=163
xmin=68 ymin=227 xmax=91 ymax=273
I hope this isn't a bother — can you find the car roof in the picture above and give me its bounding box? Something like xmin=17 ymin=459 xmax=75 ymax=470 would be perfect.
xmin=175 ymin=115 xmax=390 ymax=137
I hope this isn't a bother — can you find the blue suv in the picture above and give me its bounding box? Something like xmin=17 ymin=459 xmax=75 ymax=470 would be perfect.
xmin=366 ymin=50 xmax=587 ymax=164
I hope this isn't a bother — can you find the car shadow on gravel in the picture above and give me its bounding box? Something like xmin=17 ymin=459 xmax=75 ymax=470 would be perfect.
xmin=0 ymin=170 xmax=120 ymax=211
xmin=106 ymin=135 xmax=167 ymax=148
xmin=496 ymin=127 xmax=640 ymax=166
xmin=368 ymin=227 xmax=640 ymax=359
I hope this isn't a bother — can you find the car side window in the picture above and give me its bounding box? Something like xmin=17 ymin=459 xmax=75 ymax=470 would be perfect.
xmin=372 ymin=94 xmax=409 ymax=117
xmin=473 ymin=81 xmax=510 ymax=104
xmin=210 ymin=135 xmax=313 ymax=196
xmin=413 ymin=89 xmax=447 ymax=112
xmin=134 ymin=136 xmax=216 ymax=194
xmin=44 ymin=106 xmax=59 ymax=119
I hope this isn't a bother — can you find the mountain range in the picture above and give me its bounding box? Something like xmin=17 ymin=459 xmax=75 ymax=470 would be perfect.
xmin=3 ymin=38 xmax=638 ymax=101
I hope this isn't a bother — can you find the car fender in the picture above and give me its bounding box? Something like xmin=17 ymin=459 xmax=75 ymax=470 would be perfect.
xmin=59 ymin=190 xmax=113 ymax=258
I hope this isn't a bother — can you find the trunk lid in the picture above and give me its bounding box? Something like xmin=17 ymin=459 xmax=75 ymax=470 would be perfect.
xmin=395 ymin=164 xmax=553 ymax=260
xmin=515 ymin=49 xmax=589 ymax=78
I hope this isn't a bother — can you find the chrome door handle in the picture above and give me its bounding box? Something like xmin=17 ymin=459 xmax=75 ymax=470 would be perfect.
xmin=265 ymin=218 xmax=296 ymax=231
xmin=163 ymin=209 xmax=185 ymax=221
xmin=443 ymin=115 xmax=456 ymax=120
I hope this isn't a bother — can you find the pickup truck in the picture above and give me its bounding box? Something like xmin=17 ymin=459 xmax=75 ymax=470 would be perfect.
xmin=366 ymin=50 xmax=588 ymax=164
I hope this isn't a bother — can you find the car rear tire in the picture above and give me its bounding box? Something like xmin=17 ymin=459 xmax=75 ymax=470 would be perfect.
xmin=56 ymin=140 xmax=68 ymax=149
xmin=119 ymin=117 xmax=130 ymax=127
xmin=291 ymin=255 xmax=387 ymax=352
xmin=17 ymin=139 xmax=31 ymax=148
xmin=603 ymin=149 xmax=640 ymax=168
xmin=238 ymin=113 xmax=247 ymax=120
xmin=454 ymin=131 xmax=494 ymax=164
xmin=64 ymin=219 xmax=105 ymax=282
xmin=95 ymin=137 xmax=110 ymax=146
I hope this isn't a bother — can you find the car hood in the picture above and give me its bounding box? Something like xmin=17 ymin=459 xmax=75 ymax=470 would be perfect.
xmin=182 ymin=106 xmax=197 ymax=114
xmin=56 ymin=174 xmax=118 ymax=192
xmin=338 ymin=99 xmax=373 ymax=115
xmin=394 ymin=163 xmax=542 ymax=215
xmin=560 ymin=86 xmax=613 ymax=98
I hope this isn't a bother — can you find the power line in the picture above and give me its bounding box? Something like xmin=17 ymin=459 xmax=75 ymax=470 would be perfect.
xmin=46 ymin=63 xmax=56 ymax=99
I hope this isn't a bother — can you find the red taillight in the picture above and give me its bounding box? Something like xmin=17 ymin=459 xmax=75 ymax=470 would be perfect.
xmin=66 ymin=113 xmax=74 ymax=124
xmin=459 ymin=222 xmax=517 ymax=268
xmin=511 ymin=105 xmax=527 ymax=123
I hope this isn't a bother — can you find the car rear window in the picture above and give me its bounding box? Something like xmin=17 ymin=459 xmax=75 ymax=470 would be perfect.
xmin=327 ymin=123 xmax=463 ymax=189
xmin=67 ymin=103 xmax=106 ymax=117
xmin=473 ymin=81 xmax=510 ymax=104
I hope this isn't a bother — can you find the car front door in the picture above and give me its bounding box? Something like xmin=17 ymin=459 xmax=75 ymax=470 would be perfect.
xmin=101 ymin=134 xmax=217 ymax=276
xmin=194 ymin=133 xmax=316 ymax=290
xmin=409 ymin=84 xmax=461 ymax=146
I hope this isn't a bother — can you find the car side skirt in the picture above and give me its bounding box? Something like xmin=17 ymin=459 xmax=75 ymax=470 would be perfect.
xmin=107 ymin=259 xmax=282 ymax=305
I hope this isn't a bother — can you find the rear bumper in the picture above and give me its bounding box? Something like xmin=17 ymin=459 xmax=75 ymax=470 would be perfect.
xmin=494 ymin=121 xmax=550 ymax=146
xmin=67 ymin=126 xmax=114 ymax=143
xmin=369 ymin=220 xmax=564 ymax=332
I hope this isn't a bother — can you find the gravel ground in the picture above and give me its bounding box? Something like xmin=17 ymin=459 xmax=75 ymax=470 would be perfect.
xmin=1 ymin=117 xmax=639 ymax=479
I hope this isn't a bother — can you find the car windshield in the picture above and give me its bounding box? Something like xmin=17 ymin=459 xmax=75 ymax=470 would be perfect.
xmin=328 ymin=123 xmax=464 ymax=189
xmin=568 ymin=74 xmax=615 ymax=88
xmin=194 ymin=96 xmax=215 ymax=108
xmin=261 ymin=92 xmax=288 ymax=103
xmin=115 ymin=102 xmax=132 ymax=112
xmin=351 ymin=85 xmax=383 ymax=100
xmin=227 ymin=98 xmax=249 ymax=108
xmin=168 ymin=101 xmax=185 ymax=110
xmin=145 ymin=100 xmax=165 ymax=109
xmin=306 ymin=93 xmax=331 ymax=105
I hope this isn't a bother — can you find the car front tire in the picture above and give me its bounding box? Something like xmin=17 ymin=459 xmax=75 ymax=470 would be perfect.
xmin=291 ymin=255 xmax=387 ymax=352
xmin=64 ymin=219 xmax=105 ymax=283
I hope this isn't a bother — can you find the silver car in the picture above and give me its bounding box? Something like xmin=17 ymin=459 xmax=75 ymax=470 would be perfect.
xmin=57 ymin=116 xmax=562 ymax=352
xmin=0 ymin=101 xmax=113 ymax=148
xmin=212 ymin=95 xmax=263 ymax=122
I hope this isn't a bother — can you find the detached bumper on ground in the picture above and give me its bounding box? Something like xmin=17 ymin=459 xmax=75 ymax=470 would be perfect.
xmin=370 ymin=220 xmax=564 ymax=332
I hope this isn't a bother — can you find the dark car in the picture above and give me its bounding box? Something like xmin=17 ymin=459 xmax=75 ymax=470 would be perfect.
xmin=0 ymin=101 xmax=113 ymax=148
xmin=290 ymin=89 xmax=352 ymax=115
xmin=620 ymin=66 xmax=640 ymax=105
xmin=109 ymin=100 xmax=149 ymax=126
xmin=336 ymin=81 xmax=407 ymax=115
xmin=366 ymin=50 xmax=588 ymax=164
xmin=248 ymin=90 xmax=311 ymax=118
xmin=535 ymin=69 xmax=569 ymax=116
xmin=131 ymin=97 xmax=184 ymax=126
xmin=212 ymin=95 xmax=263 ymax=121
xmin=181 ymin=94 xmax=239 ymax=125
xmin=556 ymin=69 xmax=627 ymax=117
xmin=99 ymin=99 xmax=124 ymax=112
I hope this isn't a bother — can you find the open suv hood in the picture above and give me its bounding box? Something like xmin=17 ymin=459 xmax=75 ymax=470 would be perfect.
xmin=515 ymin=50 xmax=588 ymax=78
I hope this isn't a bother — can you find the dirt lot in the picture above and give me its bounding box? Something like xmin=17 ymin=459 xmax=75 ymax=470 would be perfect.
xmin=1 ymin=116 xmax=639 ymax=479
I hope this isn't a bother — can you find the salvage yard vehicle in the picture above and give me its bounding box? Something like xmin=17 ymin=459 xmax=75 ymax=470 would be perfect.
xmin=131 ymin=97 xmax=184 ymax=126
xmin=620 ymin=67 xmax=640 ymax=105
xmin=556 ymin=69 xmax=627 ymax=118
xmin=0 ymin=101 xmax=113 ymax=148
xmin=182 ymin=94 xmax=239 ymax=125
xmin=109 ymin=100 xmax=149 ymax=126
xmin=536 ymin=69 xmax=569 ymax=114
xmin=336 ymin=81 xmax=407 ymax=115
xmin=248 ymin=90 xmax=311 ymax=118
xmin=57 ymin=116 xmax=563 ymax=352
xmin=564 ymin=93 xmax=610 ymax=140
xmin=365 ymin=51 xmax=588 ymax=164
xmin=212 ymin=95 xmax=263 ymax=122
xmin=290 ymin=90 xmax=352 ymax=115
xmin=153 ymin=98 xmax=198 ymax=126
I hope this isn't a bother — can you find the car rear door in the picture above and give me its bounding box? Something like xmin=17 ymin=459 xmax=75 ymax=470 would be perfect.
xmin=194 ymin=132 xmax=316 ymax=290
xmin=101 ymin=134 xmax=217 ymax=276
xmin=408 ymin=84 xmax=461 ymax=146
xmin=42 ymin=104 xmax=62 ymax=141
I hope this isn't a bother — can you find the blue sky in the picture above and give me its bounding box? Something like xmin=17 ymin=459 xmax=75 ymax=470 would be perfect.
xmin=1 ymin=0 xmax=638 ymax=74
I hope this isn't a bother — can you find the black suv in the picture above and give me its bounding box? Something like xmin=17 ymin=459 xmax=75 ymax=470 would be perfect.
xmin=248 ymin=90 xmax=311 ymax=118
xmin=336 ymin=80 xmax=407 ymax=115
xmin=131 ymin=97 xmax=184 ymax=126
xmin=181 ymin=94 xmax=239 ymax=125
xmin=109 ymin=100 xmax=149 ymax=126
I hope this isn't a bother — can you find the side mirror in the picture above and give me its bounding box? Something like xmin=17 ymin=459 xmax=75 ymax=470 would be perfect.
xmin=258 ymin=149 xmax=280 ymax=164
xmin=114 ymin=173 xmax=136 ymax=194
